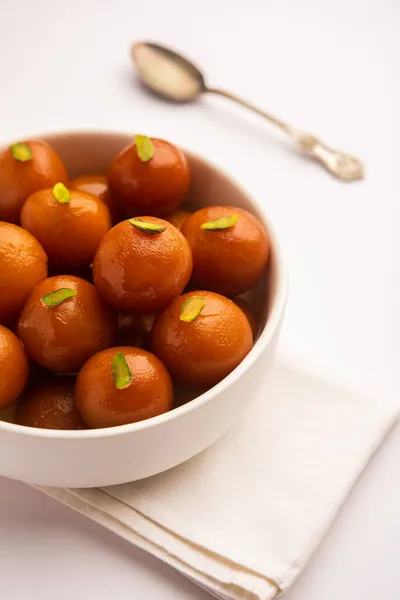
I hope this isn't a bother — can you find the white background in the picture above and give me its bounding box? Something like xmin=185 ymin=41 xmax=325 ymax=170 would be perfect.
xmin=0 ymin=0 xmax=398 ymax=598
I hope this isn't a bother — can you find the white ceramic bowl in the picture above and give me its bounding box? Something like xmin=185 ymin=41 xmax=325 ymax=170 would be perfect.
xmin=0 ymin=131 xmax=288 ymax=488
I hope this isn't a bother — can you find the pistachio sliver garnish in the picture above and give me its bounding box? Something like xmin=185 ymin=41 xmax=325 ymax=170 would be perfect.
xmin=52 ymin=182 xmax=71 ymax=204
xmin=129 ymin=218 xmax=166 ymax=234
xmin=180 ymin=295 xmax=206 ymax=322
xmin=9 ymin=142 xmax=32 ymax=162
xmin=112 ymin=352 xmax=132 ymax=390
xmin=41 ymin=288 xmax=77 ymax=307
xmin=135 ymin=134 xmax=154 ymax=162
xmin=201 ymin=215 xmax=239 ymax=231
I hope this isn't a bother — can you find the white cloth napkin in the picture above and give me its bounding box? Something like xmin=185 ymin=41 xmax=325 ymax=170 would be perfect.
xmin=39 ymin=359 xmax=398 ymax=600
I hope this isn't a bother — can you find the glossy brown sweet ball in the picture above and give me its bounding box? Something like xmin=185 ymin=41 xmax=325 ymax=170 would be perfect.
xmin=75 ymin=347 xmax=173 ymax=428
xmin=69 ymin=174 xmax=109 ymax=203
xmin=181 ymin=206 xmax=270 ymax=296
xmin=93 ymin=217 xmax=192 ymax=313
xmin=15 ymin=376 xmax=85 ymax=430
xmin=108 ymin=136 xmax=190 ymax=216
xmin=0 ymin=325 xmax=30 ymax=409
xmin=117 ymin=313 xmax=156 ymax=348
xmin=21 ymin=184 xmax=111 ymax=270
xmin=151 ymin=290 xmax=253 ymax=387
xmin=233 ymin=297 xmax=260 ymax=340
xmin=164 ymin=209 xmax=191 ymax=231
xmin=69 ymin=174 xmax=123 ymax=224
xmin=0 ymin=222 xmax=48 ymax=324
xmin=17 ymin=275 xmax=116 ymax=373
xmin=0 ymin=140 xmax=68 ymax=224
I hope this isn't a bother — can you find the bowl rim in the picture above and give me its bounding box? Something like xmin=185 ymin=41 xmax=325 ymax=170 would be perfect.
xmin=0 ymin=129 xmax=289 ymax=440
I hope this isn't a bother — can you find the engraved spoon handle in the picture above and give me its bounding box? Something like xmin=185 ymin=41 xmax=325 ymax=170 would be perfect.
xmin=206 ymin=87 xmax=364 ymax=182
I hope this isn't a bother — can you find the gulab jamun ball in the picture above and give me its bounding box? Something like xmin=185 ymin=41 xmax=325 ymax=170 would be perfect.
xmin=151 ymin=290 xmax=253 ymax=387
xmin=17 ymin=275 xmax=116 ymax=373
xmin=75 ymin=347 xmax=173 ymax=428
xmin=0 ymin=325 xmax=30 ymax=409
xmin=15 ymin=376 xmax=84 ymax=430
xmin=0 ymin=140 xmax=67 ymax=224
xmin=69 ymin=174 xmax=109 ymax=203
xmin=0 ymin=222 xmax=48 ymax=325
xmin=69 ymin=174 xmax=122 ymax=224
xmin=21 ymin=183 xmax=111 ymax=270
xmin=93 ymin=217 xmax=192 ymax=313
xmin=181 ymin=206 xmax=270 ymax=296
xmin=108 ymin=136 xmax=190 ymax=216
xmin=164 ymin=209 xmax=191 ymax=231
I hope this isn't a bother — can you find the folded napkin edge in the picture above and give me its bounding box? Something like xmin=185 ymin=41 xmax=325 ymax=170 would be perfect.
xmin=37 ymin=486 xmax=278 ymax=600
xmin=99 ymin=486 xmax=281 ymax=591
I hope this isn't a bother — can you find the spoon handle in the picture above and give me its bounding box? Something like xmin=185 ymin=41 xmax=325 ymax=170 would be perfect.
xmin=206 ymin=87 xmax=364 ymax=182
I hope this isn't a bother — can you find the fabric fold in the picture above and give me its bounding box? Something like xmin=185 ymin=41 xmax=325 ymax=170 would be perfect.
xmin=39 ymin=360 xmax=398 ymax=600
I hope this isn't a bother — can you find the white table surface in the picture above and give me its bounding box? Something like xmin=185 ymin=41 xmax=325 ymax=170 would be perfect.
xmin=0 ymin=0 xmax=398 ymax=598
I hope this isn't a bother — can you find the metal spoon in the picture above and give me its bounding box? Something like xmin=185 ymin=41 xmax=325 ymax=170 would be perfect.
xmin=131 ymin=41 xmax=364 ymax=182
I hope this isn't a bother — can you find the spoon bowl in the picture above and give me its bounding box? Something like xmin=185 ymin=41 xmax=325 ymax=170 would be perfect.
xmin=131 ymin=42 xmax=206 ymax=102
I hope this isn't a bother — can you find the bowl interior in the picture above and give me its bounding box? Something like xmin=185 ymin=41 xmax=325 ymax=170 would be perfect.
xmin=0 ymin=130 xmax=282 ymax=424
